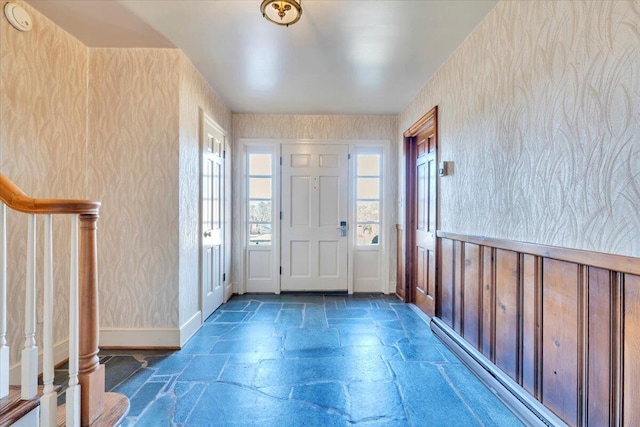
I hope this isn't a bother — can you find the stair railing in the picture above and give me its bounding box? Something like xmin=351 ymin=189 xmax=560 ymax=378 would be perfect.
xmin=0 ymin=174 xmax=125 ymax=426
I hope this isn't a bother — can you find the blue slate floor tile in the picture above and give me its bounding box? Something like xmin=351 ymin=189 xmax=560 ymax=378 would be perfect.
xmin=146 ymin=353 xmax=193 ymax=375
xmin=285 ymin=328 xmax=340 ymax=350
xmin=390 ymin=361 xmax=480 ymax=426
xmin=101 ymin=293 xmax=521 ymax=426
xmin=243 ymin=301 xmax=261 ymax=311
xmin=254 ymin=356 xmax=392 ymax=387
xmin=131 ymin=394 xmax=174 ymax=426
xmin=112 ymin=368 xmax=155 ymax=398
xmin=211 ymin=337 xmax=282 ymax=354
xmin=179 ymin=334 xmax=218 ymax=354
xmin=348 ymin=381 xmax=405 ymax=423
xmin=173 ymin=382 xmax=207 ymax=424
xmin=185 ymin=383 xmax=346 ymax=426
xmin=277 ymin=308 xmax=303 ymax=326
xmin=441 ymin=365 xmax=523 ymax=426
xmin=291 ymin=382 xmax=347 ymax=413
xmin=214 ymin=311 xmax=250 ymax=323
xmin=339 ymin=330 xmax=383 ymax=347
xmin=177 ymin=354 xmax=229 ymax=381
xmin=219 ymin=300 xmax=250 ymax=311
xmin=397 ymin=342 xmax=449 ymax=362
xmin=218 ymin=362 xmax=259 ymax=386
xmin=326 ymin=308 xmax=369 ymax=319
xmin=128 ymin=382 xmax=166 ymax=417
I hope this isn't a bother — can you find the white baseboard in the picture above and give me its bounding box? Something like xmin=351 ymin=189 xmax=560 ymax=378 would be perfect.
xmin=388 ymin=281 xmax=397 ymax=295
xmin=100 ymin=328 xmax=180 ymax=349
xmin=9 ymin=339 xmax=69 ymax=385
xmin=101 ymin=314 xmax=204 ymax=349
xmin=179 ymin=311 xmax=202 ymax=347
xmin=231 ymin=281 xmax=243 ymax=295
xmin=225 ymin=282 xmax=234 ymax=301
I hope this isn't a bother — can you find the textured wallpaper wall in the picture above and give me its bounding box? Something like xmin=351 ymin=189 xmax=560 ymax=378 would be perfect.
xmin=232 ymin=114 xmax=399 ymax=289
xmin=399 ymin=0 xmax=640 ymax=257
xmin=88 ymin=48 xmax=182 ymax=329
xmin=178 ymin=53 xmax=231 ymax=326
xmin=0 ymin=0 xmax=87 ymax=365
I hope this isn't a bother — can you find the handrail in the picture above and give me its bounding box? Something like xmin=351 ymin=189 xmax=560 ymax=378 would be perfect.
xmin=0 ymin=174 xmax=99 ymax=215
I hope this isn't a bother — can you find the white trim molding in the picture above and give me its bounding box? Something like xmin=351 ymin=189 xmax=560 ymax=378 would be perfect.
xmin=181 ymin=311 xmax=202 ymax=347
xmin=100 ymin=328 xmax=181 ymax=349
xmin=10 ymin=338 xmax=68 ymax=385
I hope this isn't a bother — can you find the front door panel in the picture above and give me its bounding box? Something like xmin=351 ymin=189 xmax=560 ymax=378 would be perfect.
xmin=281 ymin=144 xmax=349 ymax=291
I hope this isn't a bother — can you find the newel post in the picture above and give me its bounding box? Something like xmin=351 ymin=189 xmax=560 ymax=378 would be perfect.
xmin=78 ymin=213 xmax=105 ymax=426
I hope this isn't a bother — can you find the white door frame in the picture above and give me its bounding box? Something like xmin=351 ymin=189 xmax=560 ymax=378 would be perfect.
xmin=238 ymin=139 xmax=390 ymax=295
xmin=200 ymin=112 xmax=229 ymax=321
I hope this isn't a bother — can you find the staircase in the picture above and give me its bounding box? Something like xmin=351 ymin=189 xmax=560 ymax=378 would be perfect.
xmin=0 ymin=175 xmax=129 ymax=426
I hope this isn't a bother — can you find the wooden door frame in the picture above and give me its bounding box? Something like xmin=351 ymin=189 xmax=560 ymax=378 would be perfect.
xmin=403 ymin=106 xmax=438 ymax=307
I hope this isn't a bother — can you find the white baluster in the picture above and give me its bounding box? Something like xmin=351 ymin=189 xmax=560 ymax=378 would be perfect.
xmin=0 ymin=204 xmax=8 ymax=399
xmin=21 ymin=214 xmax=38 ymax=399
xmin=66 ymin=214 xmax=80 ymax=427
xmin=41 ymin=214 xmax=56 ymax=426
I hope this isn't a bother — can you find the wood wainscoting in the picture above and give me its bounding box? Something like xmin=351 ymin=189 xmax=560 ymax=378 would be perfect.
xmin=434 ymin=231 xmax=640 ymax=427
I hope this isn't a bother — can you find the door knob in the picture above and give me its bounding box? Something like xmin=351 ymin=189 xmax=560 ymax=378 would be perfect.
xmin=204 ymin=230 xmax=212 ymax=237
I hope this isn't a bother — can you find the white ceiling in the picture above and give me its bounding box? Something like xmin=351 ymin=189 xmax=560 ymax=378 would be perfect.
xmin=26 ymin=0 xmax=498 ymax=115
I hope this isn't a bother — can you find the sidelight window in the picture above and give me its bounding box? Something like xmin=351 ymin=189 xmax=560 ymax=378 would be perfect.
xmin=355 ymin=153 xmax=381 ymax=245
xmin=247 ymin=153 xmax=273 ymax=245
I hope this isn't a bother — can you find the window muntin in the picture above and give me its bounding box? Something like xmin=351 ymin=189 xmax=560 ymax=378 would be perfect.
xmin=355 ymin=153 xmax=381 ymax=245
xmin=248 ymin=153 xmax=273 ymax=245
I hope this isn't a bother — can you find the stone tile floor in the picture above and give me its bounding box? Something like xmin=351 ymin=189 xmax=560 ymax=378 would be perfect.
xmin=100 ymin=294 xmax=523 ymax=426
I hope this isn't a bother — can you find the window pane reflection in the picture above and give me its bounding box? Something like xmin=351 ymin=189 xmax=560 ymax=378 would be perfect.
xmin=356 ymin=224 xmax=379 ymax=245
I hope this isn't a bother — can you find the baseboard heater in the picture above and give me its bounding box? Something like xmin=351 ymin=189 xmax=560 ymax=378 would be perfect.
xmin=429 ymin=317 xmax=569 ymax=427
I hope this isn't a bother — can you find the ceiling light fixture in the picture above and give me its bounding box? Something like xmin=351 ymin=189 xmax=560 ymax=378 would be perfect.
xmin=261 ymin=0 xmax=302 ymax=27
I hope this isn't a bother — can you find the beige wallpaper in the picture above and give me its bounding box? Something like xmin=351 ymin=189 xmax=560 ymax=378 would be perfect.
xmin=232 ymin=114 xmax=399 ymax=288
xmin=399 ymin=0 xmax=640 ymax=257
xmin=178 ymin=53 xmax=231 ymax=326
xmin=0 ymin=0 xmax=88 ymax=365
xmin=88 ymin=48 xmax=181 ymax=329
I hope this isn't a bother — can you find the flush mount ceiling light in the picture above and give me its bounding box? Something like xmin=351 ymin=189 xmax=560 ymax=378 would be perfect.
xmin=261 ymin=0 xmax=302 ymax=27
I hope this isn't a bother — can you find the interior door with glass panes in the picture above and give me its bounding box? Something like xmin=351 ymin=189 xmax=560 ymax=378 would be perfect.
xmin=201 ymin=117 xmax=225 ymax=320
xmin=281 ymin=144 xmax=349 ymax=291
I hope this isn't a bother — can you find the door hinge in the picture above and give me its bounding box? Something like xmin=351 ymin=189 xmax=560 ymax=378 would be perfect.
xmin=348 ymin=153 xmax=351 ymax=160
xmin=279 ymin=156 xmax=283 ymax=166
xmin=280 ymin=267 xmax=282 ymax=275
xmin=223 ymin=150 xmax=226 ymax=159
xmin=222 ymin=273 xmax=226 ymax=282
xmin=280 ymin=211 xmax=283 ymax=220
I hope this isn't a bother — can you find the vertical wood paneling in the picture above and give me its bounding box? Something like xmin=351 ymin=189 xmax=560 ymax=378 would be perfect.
xmin=435 ymin=235 xmax=640 ymax=427
xmin=624 ymin=274 xmax=640 ymax=427
xmin=586 ymin=267 xmax=612 ymax=426
xmin=463 ymin=243 xmax=481 ymax=349
xmin=521 ymin=254 xmax=538 ymax=396
xmin=453 ymin=241 xmax=464 ymax=333
xmin=542 ymin=258 xmax=579 ymax=426
xmin=481 ymin=246 xmax=494 ymax=359
xmin=494 ymin=249 xmax=519 ymax=381
xmin=440 ymin=238 xmax=454 ymax=327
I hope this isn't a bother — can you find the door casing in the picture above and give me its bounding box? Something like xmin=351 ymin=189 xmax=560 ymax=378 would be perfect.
xmin=404 ymin=106 xmax=438 ymax=316
xmin=200 ymin=112 xmax=228 ymax=322
xmin=238 ymin=139 xmax=391 ymax=295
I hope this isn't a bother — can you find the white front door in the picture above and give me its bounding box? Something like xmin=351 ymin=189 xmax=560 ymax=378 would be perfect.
xmin=281 ymin=144 xmax=349 ymax=291
xmin=201 ymin=117 xmax=225 ymax=319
